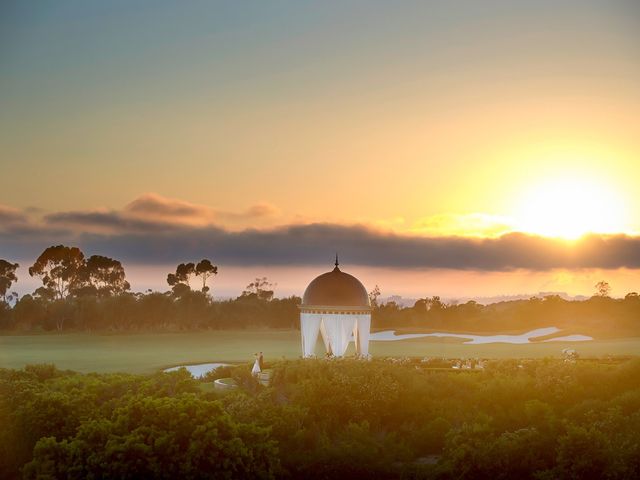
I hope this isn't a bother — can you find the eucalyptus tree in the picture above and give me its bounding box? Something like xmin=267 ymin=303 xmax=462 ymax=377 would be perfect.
xmin=28 ymin=245 xmax=85 ymax=299
xmin=195 ymin=259 xmax=217 ymax=293
xmin=168 ymin=259 xmax=218 ymax=295
xmin=0 ymin=259 xmax=19 ymax=303
xmin=80 ymin=255 xmax=130 ymax=297
xmin=242 ymin=277 xmax=275 ymax=302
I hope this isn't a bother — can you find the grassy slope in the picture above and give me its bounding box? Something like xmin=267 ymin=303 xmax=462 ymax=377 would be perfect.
xmin=1 ymin=330 xmax=638 ymax=373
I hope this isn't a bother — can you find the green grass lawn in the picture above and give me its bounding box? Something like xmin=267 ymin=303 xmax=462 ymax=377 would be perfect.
xmin=1 ymin=330 xmax=638 ymax=373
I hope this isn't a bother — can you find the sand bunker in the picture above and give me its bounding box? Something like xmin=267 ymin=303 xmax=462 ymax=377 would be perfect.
xmin=369 ymin=327 xmax=593 ymax=344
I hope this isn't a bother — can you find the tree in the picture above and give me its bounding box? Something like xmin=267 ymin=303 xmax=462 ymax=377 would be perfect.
xmin=368 ymin=285 xmax=381 ymax=308
xmin=0 ymin=259 xmax=19 ymax=303
xmin=429 ymin=295 xmax=445 ymax=310
xmin=167 ymin=262 xmax=196 ymax=295
xmin=23 ymin=394 xmax=279 ymax=480
xmin=195 ymin=259 xmax=218 ymax=293
xmin=79 ymin=255 xmax=130 ymax=297
xmin=553 ymin=425 xmax=611 ymax=479
xmin=28 ymin=246 xmax=85 ymax=299
xmin=412 ymin=296 xmax=445 ymax=312
xmin=413 ymin=298 xmax=428 ymax=312
xmin=242 ymin=277 xmax=275 ymax=301
xmin=595 ymin=280 xmax=611 ymax=298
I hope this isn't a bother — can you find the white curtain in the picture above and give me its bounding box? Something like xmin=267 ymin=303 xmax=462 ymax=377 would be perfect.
xmin=300 ymin=313 xmax=322 ymax=357
xmin=321 ymin=314 xmax=356 ymax=357
xmin=301 ymin=312 xmax=371 ymax=358
xmin=319 ymin=318 xmax=331 ymax=355
xmin=354 ymin=323 xmax=361 ymax=356
xmin=355 ymin=315 xmax=371 ymax=357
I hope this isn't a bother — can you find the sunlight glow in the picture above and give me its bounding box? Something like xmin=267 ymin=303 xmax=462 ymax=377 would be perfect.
xmin=513 ymin=177 xmax=627 ymax=239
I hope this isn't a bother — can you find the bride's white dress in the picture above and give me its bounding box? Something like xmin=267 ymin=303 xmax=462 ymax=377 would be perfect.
xmin=251 ymin=359 xmax=261 ymax=376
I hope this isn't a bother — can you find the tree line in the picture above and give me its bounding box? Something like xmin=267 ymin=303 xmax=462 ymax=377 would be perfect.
xmin=2 ymin=246 xmax=640 ymax=334
xmin=0 ymin=245 xmax=299 ymax=332
xmin=371 ymin=290 xmax=640 ymax=337
xmin=1 ymin=358 xmax=639 ymax=479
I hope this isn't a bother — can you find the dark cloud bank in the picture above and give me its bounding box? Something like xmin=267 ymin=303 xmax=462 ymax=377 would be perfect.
xmin=2 ymin=221 xmax=640 ymax=271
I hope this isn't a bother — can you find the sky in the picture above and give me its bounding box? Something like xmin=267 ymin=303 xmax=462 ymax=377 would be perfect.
xmin=1 ymin=1 xmax=639 ymax=300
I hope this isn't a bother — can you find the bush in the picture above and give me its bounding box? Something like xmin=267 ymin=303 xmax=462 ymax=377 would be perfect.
xmin=1 ymin=359 xmax=639 ymax=479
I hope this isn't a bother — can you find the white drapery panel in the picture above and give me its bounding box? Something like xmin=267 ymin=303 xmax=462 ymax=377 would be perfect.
xmin=300 ymin=313 xmax=322 ymax=357
xmin=354 ymin=323 xmax=361 ymax=356
xmin=321 ymin=314 xmax=357 ymax=357
xmin=355 ymin=315 xmax=371 ymax=357
xmin=319 ymin=318 xmax=330 ymax=355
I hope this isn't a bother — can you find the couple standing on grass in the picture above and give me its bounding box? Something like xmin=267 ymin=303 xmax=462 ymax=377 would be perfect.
xmin=251 ymin=351 xmax=264 ymax=376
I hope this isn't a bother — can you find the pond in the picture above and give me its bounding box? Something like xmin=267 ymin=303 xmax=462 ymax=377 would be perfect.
xmin=163 ymin=362 xmax=230 ymax=378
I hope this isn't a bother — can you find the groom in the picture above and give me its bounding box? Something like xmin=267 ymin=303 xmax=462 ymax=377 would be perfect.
xmin=258 ymin=351 xmax=264 ymax=370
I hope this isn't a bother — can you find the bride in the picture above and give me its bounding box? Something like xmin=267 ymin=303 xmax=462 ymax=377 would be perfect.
xmin=251 ymin=353 xmax=261 ymax=376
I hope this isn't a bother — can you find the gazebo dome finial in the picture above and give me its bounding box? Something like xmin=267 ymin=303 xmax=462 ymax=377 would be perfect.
xmin=335 ymin=253 xmax=339 ymax=269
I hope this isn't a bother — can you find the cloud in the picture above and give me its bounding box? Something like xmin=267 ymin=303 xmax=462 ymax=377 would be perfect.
xmin=40 ymin=194 xmax=281 ymax=234
xmin=218 ymin=202 xmax=280 ymax=221
xmin=0 ymin=205 xmax=28 ymax=226
xmin=44 ymin=210 xmax=178 ymax=233
xmin=3 ymin=196 xmax=640 ymax=271
xmin=410 ymin=213 xmax=514 ymax=237
xmin=77 ymin=226 xmax=640 ymax=270
xmin=3 ymin=217 xmax=640 ymax=271
xmin=124 ymin=193 xmax=215 ymax=225
xmin=124 ymin=193 xmax=279 ymax=225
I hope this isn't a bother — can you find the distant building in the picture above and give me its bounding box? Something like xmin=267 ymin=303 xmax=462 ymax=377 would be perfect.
xmin=299 ymin=257 xmax=372 ymax=357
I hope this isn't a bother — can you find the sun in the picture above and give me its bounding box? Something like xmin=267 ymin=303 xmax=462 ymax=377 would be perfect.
xmin=512 ymin=177 xmax=627 ymax=239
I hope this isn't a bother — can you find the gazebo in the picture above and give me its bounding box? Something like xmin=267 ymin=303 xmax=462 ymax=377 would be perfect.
xmin=299 ymin=256 xmax=372 ymax=357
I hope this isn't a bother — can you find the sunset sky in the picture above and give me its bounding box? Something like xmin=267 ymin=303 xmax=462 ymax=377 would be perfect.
xmin=1 ymin=1 xmax=639 ymax=299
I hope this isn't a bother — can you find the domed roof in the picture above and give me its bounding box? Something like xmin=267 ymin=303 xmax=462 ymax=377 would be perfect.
xmin=302 ymin=258 xmax=370 ymax=308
